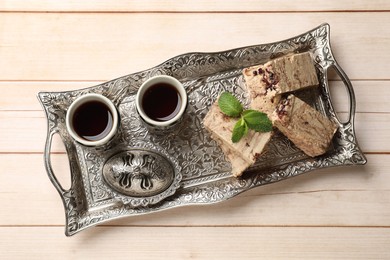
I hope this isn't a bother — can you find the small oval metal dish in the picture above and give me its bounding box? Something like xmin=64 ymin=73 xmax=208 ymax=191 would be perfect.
xmin=103 ymin=149 xmax=182 ymax=207
xmin=38 ymin=23 xmax=366 ymax=236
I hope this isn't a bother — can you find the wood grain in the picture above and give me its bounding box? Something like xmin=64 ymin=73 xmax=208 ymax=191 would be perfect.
xmin=1 ymin=0 xmax=390 ymax=12
xmin=0 ymin=13 xmax=389 ymax=81
xmin=0 ymin=154 xmax=387 ymax=226
xmin=1 ymin=227 xmax=389 ymax=259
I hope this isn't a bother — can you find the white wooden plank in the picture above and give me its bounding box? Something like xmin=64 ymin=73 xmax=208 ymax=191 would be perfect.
xmin=0 ymin=154 xmax=388 ymax=226
xmin=0 ymin=81 xmax=102 ymax=111
xmin=0 ymin=13 xmax=389 ymax=81
xmin=1 ymin=0 xmax=390 ymax=12
xmin=0 ymin=111 xmax=382 ymax=153
xmin=328 ymin=80 xmax=390 ymax=114
xmin=354 ymin=112 xmax=390 ymax=153
xmin=1 ymin=80 xmax=387 ymax=113
xmin=0 ymin=227 xmax=389 ymax=259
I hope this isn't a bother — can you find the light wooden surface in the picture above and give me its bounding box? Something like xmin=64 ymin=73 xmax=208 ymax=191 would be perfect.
xmin=1 ymin=2 xmax=389 ymax=259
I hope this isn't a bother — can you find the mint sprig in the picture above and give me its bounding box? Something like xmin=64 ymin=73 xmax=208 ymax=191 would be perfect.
xmin=232 ymin=118 xmax=248 ymax=143
xmin=242 ymin=110 xmax=273 ymax=132
xmin=218 ymin=92 xmax=272 ymax=143
xmin=218 ymin=92 xmax=243 ymax=117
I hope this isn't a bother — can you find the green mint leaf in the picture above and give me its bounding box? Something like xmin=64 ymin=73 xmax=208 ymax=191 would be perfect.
xmin=232 ymin=118 xmax=248 ymax=143
xmin=218 ymin=92 xmax=243 ymax=117
xmin=243 ymin=110 xmax=273 ymax=132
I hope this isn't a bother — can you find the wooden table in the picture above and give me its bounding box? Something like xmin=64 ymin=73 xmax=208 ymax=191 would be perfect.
xmin=1 ymin=1 xmax=389 ymax=259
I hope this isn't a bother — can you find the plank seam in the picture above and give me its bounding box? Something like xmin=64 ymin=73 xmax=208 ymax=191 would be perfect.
xmin=0 ymin=10 xmax=390 ymax=14
xmin=0 ymin=224 xmax=389 ymax=228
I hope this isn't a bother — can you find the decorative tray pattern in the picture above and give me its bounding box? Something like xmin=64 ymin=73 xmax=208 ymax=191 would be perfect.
xmin=38 ymin=23 xmax=366 ymax=236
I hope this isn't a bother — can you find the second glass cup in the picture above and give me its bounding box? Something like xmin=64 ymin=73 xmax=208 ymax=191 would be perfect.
xmin=136 ymin=75 xmax=188 ymax=131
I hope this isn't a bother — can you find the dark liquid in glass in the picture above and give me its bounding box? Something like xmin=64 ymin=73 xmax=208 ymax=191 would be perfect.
xmin=142 ymin=83 xmax=181 ymax=122
xmin=72 ymin=101 xmax=113 ymax=141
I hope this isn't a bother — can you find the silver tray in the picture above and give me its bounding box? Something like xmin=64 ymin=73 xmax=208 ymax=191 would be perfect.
xmin=38 ymin=23 xmax=366 ymax=236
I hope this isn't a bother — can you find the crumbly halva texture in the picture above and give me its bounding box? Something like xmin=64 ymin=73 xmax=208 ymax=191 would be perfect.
xmin=242 ymin=52 xmax=319 ymax=117
xmin=203 ymin=101 xmax=272 ymax=177
xmin=271 ymin=94 xmax=338 ymax=157
xmin=203 ymin=52 xmax=335 ymax=177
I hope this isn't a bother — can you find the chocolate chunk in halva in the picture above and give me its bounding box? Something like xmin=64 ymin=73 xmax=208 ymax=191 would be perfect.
xmin=203 ymin=101 xmax=272 ymax=177
xmin=271 ymin=94 xmax=338 ymax=157
xmin=242 ymin=52 xmax=319 ymax=117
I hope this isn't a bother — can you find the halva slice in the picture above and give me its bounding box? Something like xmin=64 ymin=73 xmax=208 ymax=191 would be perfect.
xmin=203 ymin=101 xmax=272 ymax=177
xmin=271 ymin=94 xmax=338 ymax=157
xmin=242 ymin=52 xmax=319 ymax=116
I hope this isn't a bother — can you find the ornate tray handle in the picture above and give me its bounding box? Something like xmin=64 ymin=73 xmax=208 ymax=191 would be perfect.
xmin=44 ymin=130 xmax=67 ymax=193
xmin=328 ymin=62 xmax=357 ymax=126
xmin=42 ymin=129 xmax=81 ymax=236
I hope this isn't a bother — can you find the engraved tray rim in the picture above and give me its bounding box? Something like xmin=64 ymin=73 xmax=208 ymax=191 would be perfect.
xmin=38 ymin=23 xmax=367 ymax=236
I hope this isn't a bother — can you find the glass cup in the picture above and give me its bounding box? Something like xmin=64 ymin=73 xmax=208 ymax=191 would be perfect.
xmin=135 ymin=75 xmax=188 ymax=131
xmin=66 ymin=93 xmax=119 ymax=146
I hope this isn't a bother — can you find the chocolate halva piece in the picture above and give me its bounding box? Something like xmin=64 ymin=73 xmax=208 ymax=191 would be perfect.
xmin=203 ymin=101 xmax=272 ymax=177
xmin=242 ymin=52 xmax=319 ymax=116
xmin=271 ymin=94 xmax=338 ymax=157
